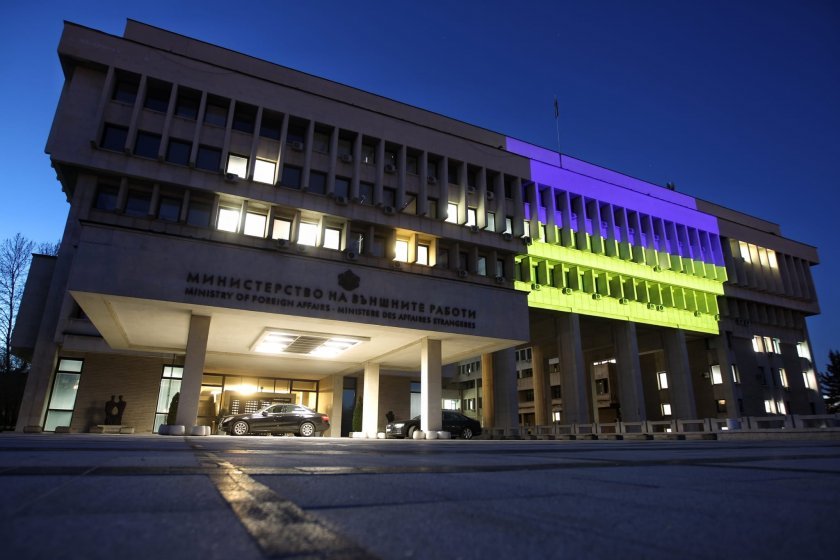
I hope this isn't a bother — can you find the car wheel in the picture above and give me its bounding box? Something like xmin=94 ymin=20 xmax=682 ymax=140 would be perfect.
xmin=299 ymin=422 xmax=316 ymax=437
xmin=231 ymin=420 xmax=249 ymax=436
xmin=407 ymin=426 xmax=418 ymax=439
xmin=461 ymin=427 xmax=473 ymax=440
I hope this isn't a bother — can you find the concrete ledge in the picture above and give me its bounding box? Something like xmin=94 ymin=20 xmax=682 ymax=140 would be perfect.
xmin=23 ymin=426 xmax=43 ymax=433
xmin=55 ymin=426 xmax=76 ymax=434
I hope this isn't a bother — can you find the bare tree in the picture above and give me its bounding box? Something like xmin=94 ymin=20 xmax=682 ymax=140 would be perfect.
xmin=37 ymin=239 xmax=61 ymax=257
xmin=0 ymin=233 xmax=35 ymax=373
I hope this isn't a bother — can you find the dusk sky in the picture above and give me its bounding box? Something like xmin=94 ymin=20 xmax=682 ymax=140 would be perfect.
xmin=1 ymin=1 xmax=838 ymax=371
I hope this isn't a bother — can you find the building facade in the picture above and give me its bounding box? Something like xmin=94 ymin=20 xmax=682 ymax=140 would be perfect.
xmin=13 ymin=21 xmax=822 ymax=435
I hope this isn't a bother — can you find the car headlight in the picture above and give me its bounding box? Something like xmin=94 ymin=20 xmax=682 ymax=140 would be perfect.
xmin=393 ymin=423 xmax=404 ymax=429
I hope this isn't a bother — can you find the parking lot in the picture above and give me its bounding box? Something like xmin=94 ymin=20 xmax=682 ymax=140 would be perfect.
xmin=1 ymin=433 xmax=839 ymax=559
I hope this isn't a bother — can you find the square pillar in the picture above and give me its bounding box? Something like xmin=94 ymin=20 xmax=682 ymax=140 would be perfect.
xmin=480 ymin=353 xmax=495 ymax=428
xmin=663 ymin=328 xmax=697 ymax=419
xmin=492 ymin=348 xmax=519 ymax=432
xmin=557 ymin=313 xmax=590 ymax=423
xmin=329 ymin=374 xmax=344 ymax=437
xmin=176 ymin=315 xmax=211 ymax=427
xmin=362 ymin=363 xmax=380 ymax=437
xmin=613 ymin=322 xmax=646 ymax=422
xmin=421 ymin=338 xmax=442 ymax=432
xmin=532 ymin=345 xmax=550 ymax=425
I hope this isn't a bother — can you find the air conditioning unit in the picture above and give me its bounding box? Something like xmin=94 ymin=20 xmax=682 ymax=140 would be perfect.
xmin=486 ymin=191 xmax=495 ymax=201
xmin=694 ymin=310 xmax=702 ymax=317
xmin=562 ymin=287 xmax=573 ymax=295
xmin=344 ymin=250 xmax=357 ymax=261
xmin=391 ymin=261 xmax=401 ymax=269
xmin=457 ymin=269 xmax=468 ymax=278
xmin=501 ymin=232 xmax=513 ymax=241
xmin=335 ymin=196 xmax=348 ymax=206
xmin=619 ymin=297 xmax=629 ymax=305
xmin=522 ymin=236 xmax=532 ymax=245
xmin=531 ymin=282 xmax=541 ymax=291
xmin=656 ymin=305 xmax=665 ymax=311
xmin=494 ymin=275 xmax=505 ymax=284
xmin=384 ymin=163 xmax=397 ymax=174
xmin=224 ymin=172 xmax=239 ymax=182
xmin=653 ymin=265 xmax=662 ymax=272
xmin=714 ymin=314 xmax=721 ymax=321
xmin=276 ymin=238 xmax=289 ymax=248
xmin=647 ymin=303 xmax=657 ymax=310
xmin=339 ymin=154 xmax=353 ymax=163
xmin=467 ymin=186 xmax=476 ymax=195
xmin=290 ymin=141 xmax=304 ymax=151
xmin=383 ymin=205 xmax=396 ymax=215
xmin=427 ymin=176 xmax=438 ymax=185
xmin=469 ymin=225 xmax=479 ymax=233
xmin=592 ymin=293 xmax=602 ymax=300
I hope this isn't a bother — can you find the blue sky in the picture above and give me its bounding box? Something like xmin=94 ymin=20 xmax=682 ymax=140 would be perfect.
xmin=1 ymin=0 xmax=838 ymax=369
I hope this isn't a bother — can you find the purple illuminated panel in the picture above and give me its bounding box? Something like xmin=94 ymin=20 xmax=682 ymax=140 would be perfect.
xmin=506 ymin=137 xmax=723 ymax=265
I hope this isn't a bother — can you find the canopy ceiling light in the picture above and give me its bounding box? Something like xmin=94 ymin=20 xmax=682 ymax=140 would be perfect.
xmin=251 ymin=329 xmax=368 ymax=358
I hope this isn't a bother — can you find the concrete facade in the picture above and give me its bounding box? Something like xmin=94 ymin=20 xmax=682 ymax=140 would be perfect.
xmin=12 ymin=20 xmax=822 ymax=436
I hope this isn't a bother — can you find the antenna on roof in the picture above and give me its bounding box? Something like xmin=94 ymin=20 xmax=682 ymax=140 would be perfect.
xmin=553 ymin=96 xmax=561 ymax=153
xmin=666 ymin=182 xmax=676 ymax=191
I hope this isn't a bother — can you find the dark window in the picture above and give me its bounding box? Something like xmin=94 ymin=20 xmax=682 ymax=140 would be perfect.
xmin=94 ymin=184 xmax=119 ymax=211
xmin=100 ymin=124 xmax=128 ymax=151
xmin=112 ymin=74 xmax=139 ymax=104
xmin=334 ymin=176 xmax=350 ymax=198
xmin=448 ymin=162 xmax=459 ymax=184
xmin=134 ymin=131 xmax=161 ymax=159
xmin=157 ymin=196 xmax=181 ymax=222
xmin=143 ymin=80 xmax=171 ymax=113
xmin=124 ymin=190 xmax=151 ymax=217
xmin=595 ymin=379 xmax=609 ymax=395
xmin=406 ymin=154 xmax=418 ymax=175
xmin=281 ymin=165 xmax=302 ymax=188
xmin=428 ymin=197 xmax=438 ymax=218
xmin=166 ymin=139 xmax=191 ymax=166
xmin=232 ymin=102 xmax=257 ymax=133
xmin=504 ymin=177 xmax=513 ymax=199
xmin=196 ymin=146 xmax=221 ymax=171
xmin=260 ymin=111 xmax=283 ymax=140
xmin=383 ymin=187 xmax=396 ymax=208
xmin=551 ymin=386 xmax=562 ymax=399
xmin=286 ymin=124 xmax=306 ymax=146
xmin=187 ymin=200 xmax=212 ymax=227
xmin=427 ymin=159 xmax=438 ymax=178
xmin=359 ymin=181 xmax=373 ymax=204
xmin=204 ymin=96 xmax=228 ymax=127
xmin=174 ymin=87 xmax=200 ymax=120
xmin=309 ymin=171 xmax=327 ymax=195
xmin=519 ymin=390 xmax=534 ymax=403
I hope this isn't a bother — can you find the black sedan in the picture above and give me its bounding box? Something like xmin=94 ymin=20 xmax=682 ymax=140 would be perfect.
xmin=219 ymin=404 xmax=329 ymax=437
xmin=385 ymin=410 xmax=482 ymax=439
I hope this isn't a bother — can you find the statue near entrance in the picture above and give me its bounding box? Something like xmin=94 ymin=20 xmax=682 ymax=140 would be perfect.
xmin=104 ymin=395 xmax=118 ymax=425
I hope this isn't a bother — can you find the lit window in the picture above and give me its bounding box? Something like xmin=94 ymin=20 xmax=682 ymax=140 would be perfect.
xmin=486 ymin=212 xmax=496 ymax=232
xmin=764 ymin=400 xmax=775 ymax=414
xmin=394 ymin=239 xmax=409 ymax=262
xmin=731 ymin=364 xmax=741 ymax=384
xmin=523 ymin=221 xmax=531 ymax=237
xmin=661 ymin=403 xmax=672 ymax=416
xmin=226 ymin=154 xmax=248 ymax=178
xmin=796 ymin=342 xmax=811 ymax=360
xmin=802 ymin=371 xmax=812 ymax=390
xmin=657 ymin=371 xmax=669 ymax=390
xmin=253 ymin=159 xmax=276 ymax=184
xmin=779 ymin=368 xmax=788 ymax=389
xmin=752 ymin=336 xmax=763 ymax=353
xmin=772 ymin=338 xmax=781 ymax=354
xmin=758 ymin=247 xmax=769 ymax=267
xmin=417 ymin=244 xmax=429 ymax=266
xmin=446 ymin=202 xmax=458 ymax=224
xmin=323 ymin=227 xmax=341 ymax=250
xmin=763 ymin=337 xmax=773 ymax=353
xmin=777 ymin=400 xmax=786 ymax=415
xmin=767 ymin=250 xmax=778 ymax=269
xmin=710 ymin=365 xmax=723 ymax=385
xmin=442 ymin=399 xmax=459 ymax=411
xmin=217 ymin=206 xmax=240 ymax=232
xmin=504 ymin=217 xmax=513 ymax=235
xmin=739 ymin=241 xmax=751 ymax=262
xmin=477 ymin=256 xmax=487 ymax=276
xmin=298 ymin=222 xmax=319 ymax=246
xmin=466 ymin=208 xmax=477 ymax=227
xmin=272 ymin=218 xmax=292 ymax=240
xmin=243 ymin=212 xmax=267 ymax=237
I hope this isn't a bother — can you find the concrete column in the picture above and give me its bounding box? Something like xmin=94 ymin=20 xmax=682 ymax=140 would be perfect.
xmin=713 ymin=337 xmax=739 ymax=420
xmin=176 ymin=315 xmax=211 ymax=428
xmin=663 ymin=329 xmax=697 ymax=419
xmin=532 ymin=344 xmax=550 ymax=425
xmin=420 ymin=338 xmax=442 ymax=432
xmin=492 ymin=348 xmax=519 ymax=432
xmin=329 ymin=374 xmax=344 ymax=437
xmin=481 ymin=353 xmax=495 ymax=428
xmin=557 ymin=313 xmax=590 ymax=423
xmin=362 ymin=363 xmax=380 ymax=437
xmin=612 ymin=322 xmax=646 ymax=422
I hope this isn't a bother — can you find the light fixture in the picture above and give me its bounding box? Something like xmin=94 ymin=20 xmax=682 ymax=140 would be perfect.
xmin=252 ymin=329 xmax=367 ymax=358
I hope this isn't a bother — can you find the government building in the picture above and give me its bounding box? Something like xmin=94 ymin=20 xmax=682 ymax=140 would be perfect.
xmin=13 ymin=21 xmax=823 ymax=436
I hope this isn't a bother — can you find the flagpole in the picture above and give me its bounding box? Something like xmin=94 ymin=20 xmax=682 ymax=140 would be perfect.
xmin=553 ymin=96 xmax=561 ymax=153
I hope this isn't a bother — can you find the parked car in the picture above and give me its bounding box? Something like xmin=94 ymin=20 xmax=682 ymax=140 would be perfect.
xmin=385 ymin=410 xmax=482 ymax=439
xmin=219 ymin=404 xmax=329 ymax=437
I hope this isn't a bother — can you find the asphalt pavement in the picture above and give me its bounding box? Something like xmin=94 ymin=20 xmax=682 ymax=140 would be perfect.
xmin=1 ymin=433 xmax=839 ymax=559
